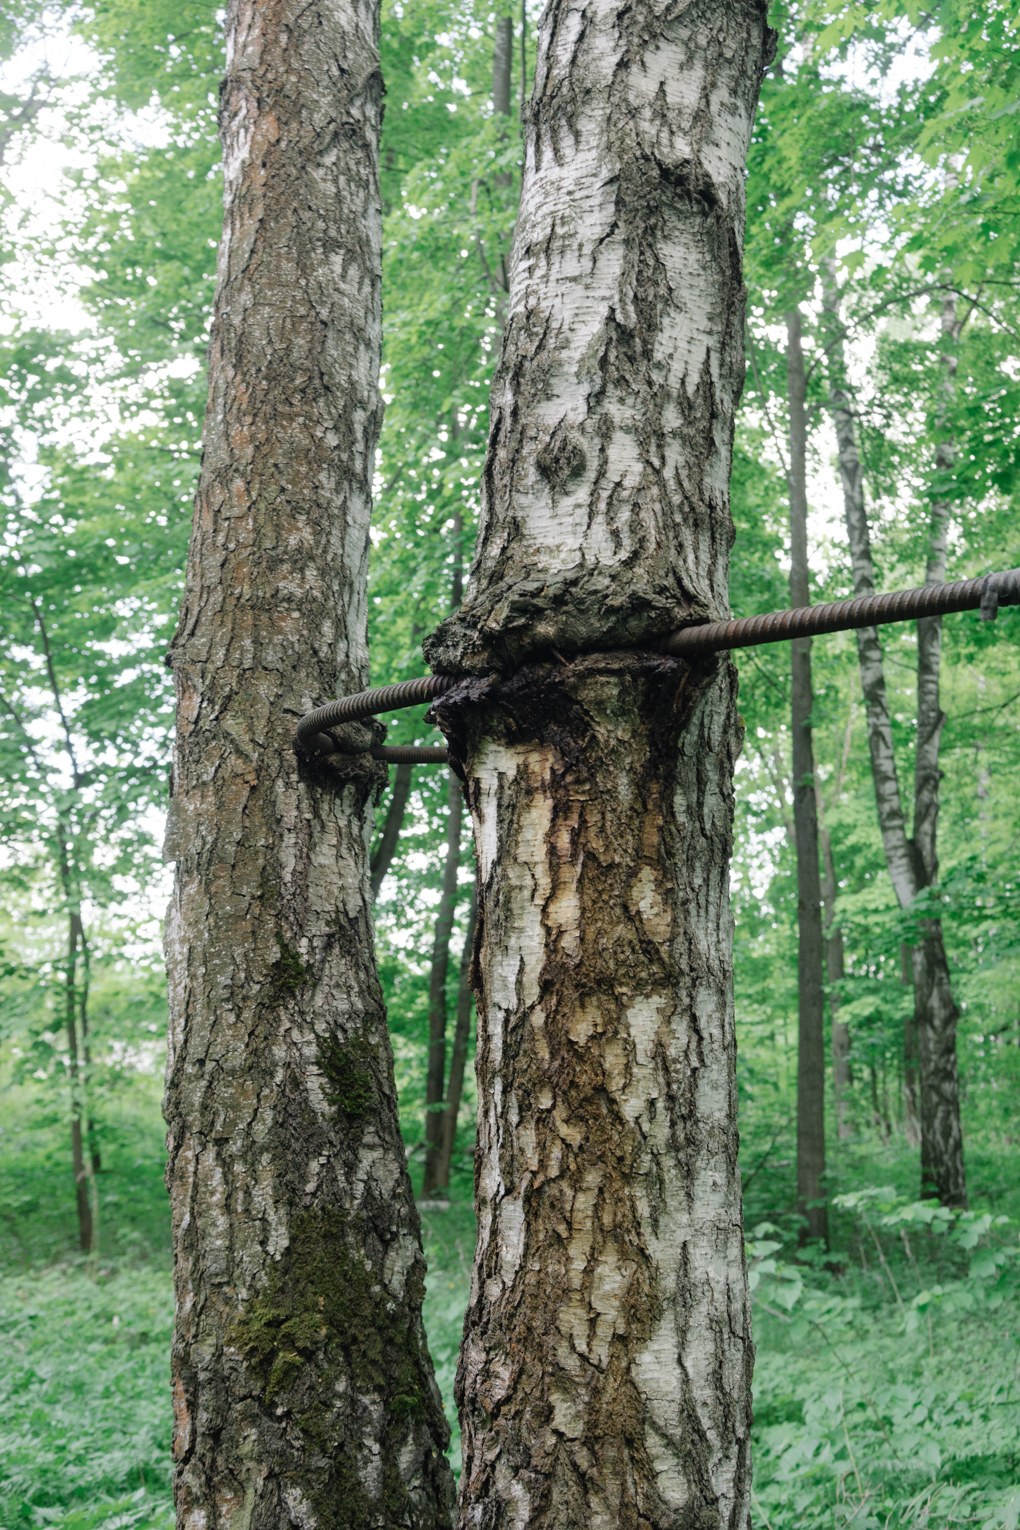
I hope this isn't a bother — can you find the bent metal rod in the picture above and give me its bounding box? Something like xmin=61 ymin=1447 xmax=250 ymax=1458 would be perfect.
xmin=296 ymin=569 xmax=1020 ymax=766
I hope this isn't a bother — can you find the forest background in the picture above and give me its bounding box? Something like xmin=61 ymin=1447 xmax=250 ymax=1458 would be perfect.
xmin=0 ymin=1 xmax=1018 ymax=1526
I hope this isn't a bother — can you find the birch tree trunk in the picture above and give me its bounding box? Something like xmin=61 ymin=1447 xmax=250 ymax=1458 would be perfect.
xmin=912 ymin=292 xmax=966 ymax=1207
xmin=786 ymin=307 xmax=829 ymax=1246
xmin=818 ymin=799 xmax=851 ymax=1139
xmin=427 ymin=5 xmax=773 ymax=1522
xmin=821 ymin=265 xmax=966 ymax=1207
xmin=163 ymin=3 xmax=454 ymax=1525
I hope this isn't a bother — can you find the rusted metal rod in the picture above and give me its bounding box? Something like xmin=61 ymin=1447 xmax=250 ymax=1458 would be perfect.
xmin=296 ymin=569 xmax=1019 ymax=765
xmin=659 ymin=569 xmax=1020 ymax=658
xmin=297 ymin=675 xmax=458 ymax=763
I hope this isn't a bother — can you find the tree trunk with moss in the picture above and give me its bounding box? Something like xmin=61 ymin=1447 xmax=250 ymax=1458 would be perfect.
xmin=163 ymin=2 xmax=454 ymax=1526
xmin=427 ymin=4 xmax=773 ymax=1523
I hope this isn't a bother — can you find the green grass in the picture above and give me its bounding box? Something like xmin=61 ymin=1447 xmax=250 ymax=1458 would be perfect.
xmin=0 ymin=1265 xmax=174 ymax=1529
xmin=2 ymin=1083 xmax=1019 ymax=1529
xmin=749 ymin=1197 xmax=1020 ymax=1529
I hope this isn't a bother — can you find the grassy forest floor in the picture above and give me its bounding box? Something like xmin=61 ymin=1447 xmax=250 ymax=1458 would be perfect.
xmin=1 ymin=1079 xmax=1018 ymax=1530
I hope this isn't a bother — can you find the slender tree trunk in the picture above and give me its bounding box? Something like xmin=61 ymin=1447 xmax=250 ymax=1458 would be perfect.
xmin=821 ymin=706 xmax=854 ymax=1138
xmin=422 ymin=496 xmax=471 ymax=1198
xmin=427 ymin=5 xmax=773 ymax=1522
xmin=433 ymin=892 xmax=477 ymax=1195
xmin=869 ymin=1061 xmax=890 ymax=1139
xmin=74 ymin=912 xmax=101 ymax=1174
xmin=902 ymin=943 xmax=921 ymax=1143
xmin=54 ymin=820 xmax=99 ymax=1254
xmin=821 ymin=263 xmax=966 ymax=1206
xmin=64 ymin=908 xmax=93 ymax=1254
xmin=163 ymin=3 xmax=454 ymax=1525
xmin=821 ymin=270 xmax=915 ymax=906
xmin=817 ymin=796 xmax=851 ymax=1138
xmin=422 ymin=771 xmax=464 ymax=1196
xmin=473 ymin=14 xmax=516 ymax=308
xmin=912 ymin=291 xmax=966 ymax=1206
xmin=370 ymin=760 xmax=413 ymax=897
xmin=31 ymin=600 xmax=105 ymax=1202
xmin=786 ymin=307 xmax=829 ymax=1247
xmin=493 ymin=10 xmax=513 ymax=117
xmin=70 ymin=909 xmax=101 ymax=1230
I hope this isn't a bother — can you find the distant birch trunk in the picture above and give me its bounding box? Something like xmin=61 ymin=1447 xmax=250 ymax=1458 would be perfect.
xmin=163 ymin=2 xmax=454 ymax=1524
xmin=427 ymin=4 xmax=774 ymax=1522
xmin=821 ymin=263 xmax=966 ymax=1208
xmin=786 ymin=306 xmax=829 ymax=1246
xmin=912 ymin=291 xmax=966 ymax=1207
xmin=817 ymin=793 xmax=851 ymax=1139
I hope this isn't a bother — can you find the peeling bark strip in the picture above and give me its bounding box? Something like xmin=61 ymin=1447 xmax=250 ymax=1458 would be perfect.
xmin=163 ymin=3 xmax=454 ymax=1526
xmin=426 ymin=1 xmax=774 ymax=676
xmin=430 ymin=4 xmax=773 ymax=1524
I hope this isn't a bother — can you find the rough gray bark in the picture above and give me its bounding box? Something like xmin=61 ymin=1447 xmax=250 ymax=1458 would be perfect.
xmin=786 ymin=307 xmax=828 ymax=1246
xmin=821 ymin=264 xmax=966 ymax=1207
xmin=162 ymin=2 xmax=454 ymax=1525
xmin=428 ymin=4 xmax=773 ymax=1523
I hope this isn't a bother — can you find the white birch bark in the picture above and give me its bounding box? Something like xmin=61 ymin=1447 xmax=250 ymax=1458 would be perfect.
xmin=427 ymin=2 xmax=773 ymax=678
xmin=428 ymin=3 xmax=774 ymax=1523
xmin=821 ymin=263 xmax=965 ymax=1207
xmin=911 ymin=290 xmax=966 ymax=1206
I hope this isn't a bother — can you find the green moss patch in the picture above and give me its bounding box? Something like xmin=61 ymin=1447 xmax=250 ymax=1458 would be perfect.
xmin=229 ymin=1210 xmax=449 ymax=1524
xmin=317 ymin=1032 xmax=376 ymax=1119
xmin=272 ymin=940 xmax=313 ymax=994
